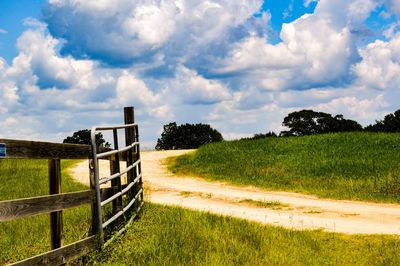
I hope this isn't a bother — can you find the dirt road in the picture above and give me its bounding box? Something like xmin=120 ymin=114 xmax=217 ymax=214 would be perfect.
xmin=70 ymin=150 xmax=400 ymax=235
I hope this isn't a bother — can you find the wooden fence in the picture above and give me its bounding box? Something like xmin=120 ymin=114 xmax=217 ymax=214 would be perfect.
xmin=0 ymin=107 xmax=144 ymax=265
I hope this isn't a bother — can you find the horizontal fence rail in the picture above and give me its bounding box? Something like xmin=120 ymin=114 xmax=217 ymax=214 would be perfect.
xmin=0 ymin=106 xmax=144 ymax=265
xmin=0 ymin=190 xmax=93 ymax=222
xmin=0 ymin=139 xmax=91 ymax=159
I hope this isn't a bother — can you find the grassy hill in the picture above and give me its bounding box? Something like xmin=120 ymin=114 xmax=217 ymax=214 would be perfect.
xmin=169 ymin=132 xmax=400 ymax=203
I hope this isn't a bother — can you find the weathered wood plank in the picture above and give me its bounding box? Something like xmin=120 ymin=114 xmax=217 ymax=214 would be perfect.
xmin=9 ymin=235 xmax=97 ymax=266
xmin=0 ymin=139 xmax=91 ymax=159
xmin=0 ymin=138 xmax=118 ymax=160
xmin=0 ymin=190 xmax=93 ymax=221
xmin=89 ymin=158 xmax=103 ymax=245
xmin=49 ymin=159 xmax=63 ymax=250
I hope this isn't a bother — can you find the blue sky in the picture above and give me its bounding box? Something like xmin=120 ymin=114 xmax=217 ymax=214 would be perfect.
xmin=0 ymin=0 xmax=44 ymax=62
xmin=0 ymin=0 xmax=399 ymax=147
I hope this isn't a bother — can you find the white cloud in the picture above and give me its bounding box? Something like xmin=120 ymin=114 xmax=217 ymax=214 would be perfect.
xmin=354 ymin=34 xmax=400 ymax=90
xmin=115 ymin=71 xmax=170 ymax=119
xmin=0 ymin=28 xmax=7 ymax=34
xmin=116 ymin=72 xmax=159 ymax=106
xmin=169 ymin=66 xmax=231 ymax=104
xmin=43 ymin=0 xmax=263 ymax=65
xmin=7 ymin=25 xmax=95 ymax=92
xmin=212 ymin=0 xmax=383 ymax=92
xmin=312 ymin=94 xmax=389 ymax=122
xmin=0 ymin=58 xmax=19 ymax=113
xmin=215 ymin=13 xmax=355 ymax=90
xmin=386 ymin=0 xmax=400 ymax=17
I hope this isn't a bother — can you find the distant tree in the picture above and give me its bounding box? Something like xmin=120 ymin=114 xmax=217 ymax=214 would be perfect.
xmin=365 ymin=109 xmax=400 ymax=132
xmin=63 ymin=129 xmax=111 ymax=147
xmin=243 ymin=131 xmax=277 ymax=140
xmin=155 ymin=122 xmax=223 ymax=150
xmin=281 ymin=110 xmax=362 ymax=136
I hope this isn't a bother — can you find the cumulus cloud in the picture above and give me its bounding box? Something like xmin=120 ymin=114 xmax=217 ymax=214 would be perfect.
xmin=212 ymin=0 xmax=385 ymax=92
xmin=354 ymin=33 xmax=400 ymax=90
xmin=168 ymin=66 xmax=231 ymax=105
xmin=0 ymin=58 xmax=19 ymax=113
xmin=9 ymin=27 xmax=95 ymax=90
xmin=215 ymin=11 xmax=356 ymax=90
xmin=115 ymin=71 xmax=172 ymax=120
xmin=0 ymin=20 xmax=172 ymax=144
xmin=43 ymin=0 xmax=263 ymax=67
xmin=313 ymin=94 xmax=389 ymax=121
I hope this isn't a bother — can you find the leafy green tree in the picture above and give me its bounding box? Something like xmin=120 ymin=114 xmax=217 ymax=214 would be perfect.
xmin=155 ymin=122 xmax=223 ymax=150
xmin=63 ymin=129 xmax=110 ymax=147
xmin=365 ymin=109 xmax=400 ymax=132
xmin=281 ymin=110 xmax=362 ymax=136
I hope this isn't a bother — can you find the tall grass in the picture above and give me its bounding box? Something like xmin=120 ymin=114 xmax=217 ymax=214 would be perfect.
xmin=170 ymin=132 xmax=400 ymax=203
xmin=0 ymin=159 xmax=91 ymax=264
xmin=89 ymin=203 xmax=400 ymax=265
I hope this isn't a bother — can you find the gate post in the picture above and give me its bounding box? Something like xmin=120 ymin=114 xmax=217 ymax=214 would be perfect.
xmin=89 ymin=145 xmax=104 ymax=247
xmin=124 ymin=107 xmax=135 ymax=200
xmin=49 ymin=159 xmax=63 ymax=250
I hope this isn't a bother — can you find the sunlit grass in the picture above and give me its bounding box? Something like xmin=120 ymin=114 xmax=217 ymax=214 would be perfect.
xmin=169 ymin=132 xmax=400 ymax=203
xmin=0 ymin=159 xmax=91 ymax=264
xmin=88 ymin=203 xmax=400 ymax=265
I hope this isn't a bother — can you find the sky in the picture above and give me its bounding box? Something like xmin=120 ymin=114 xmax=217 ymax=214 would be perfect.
xmin=0 ymin=0 xmax=400 ymax=148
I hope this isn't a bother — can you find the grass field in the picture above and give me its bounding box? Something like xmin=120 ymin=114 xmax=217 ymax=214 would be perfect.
xmin=0 ymin=159 xmax=91 ymax=264
xmin=88 ymin=203 xmax=400 ymax=265
xmin=2 ymin=153 xmax=400 ymax=265
xmin=169 ymin=132 xmax=400 ymax=203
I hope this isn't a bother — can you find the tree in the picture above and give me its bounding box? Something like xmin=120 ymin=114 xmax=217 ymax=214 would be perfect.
xmin=242 ymin=131 xmax=277 ymax=140
xmin=281 ymin=109 xmax=362 ymax=136
xmin=63 ymin=129 xmax=110 ymax=147
xmin=155 ymin=122 xmax=223 ymax=150
xmin=365 ymin=109 xmax=400 ymax=132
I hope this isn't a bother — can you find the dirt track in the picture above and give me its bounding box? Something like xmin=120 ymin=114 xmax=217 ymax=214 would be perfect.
xmin=70 ymin=150 xmax=400 ymax=235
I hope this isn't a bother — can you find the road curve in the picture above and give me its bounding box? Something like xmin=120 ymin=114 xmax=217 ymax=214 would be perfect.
xmin=70 ymin=150 xmax=400 ymax=235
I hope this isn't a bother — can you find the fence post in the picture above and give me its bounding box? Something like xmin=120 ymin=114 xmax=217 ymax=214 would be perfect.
xmin=89 ymin=155 xmax=103 ymax=247
xmin=49 ymin=159 xmax=63 ymax=250
xmin=124 ymin=107 xmax=135 ymax=200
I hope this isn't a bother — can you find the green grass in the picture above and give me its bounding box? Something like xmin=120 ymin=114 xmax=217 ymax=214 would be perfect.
xmin=169 ymin=132 xmax=400 ymax=203
xmin=0 ymin=159 xmax=91 ymax=265
xmin=88 ymin=203 xmax=400 ymax=265
xmin=2 ymin=156 xmax=400 ymax=265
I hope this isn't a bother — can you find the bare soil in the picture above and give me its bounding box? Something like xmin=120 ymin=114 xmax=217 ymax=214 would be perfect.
xmin=70 ymin=150 xmax=400 ymax=235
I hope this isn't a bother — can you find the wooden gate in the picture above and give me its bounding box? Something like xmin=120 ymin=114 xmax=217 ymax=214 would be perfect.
xmin=0 ymin=107 xmax=144 ymax=265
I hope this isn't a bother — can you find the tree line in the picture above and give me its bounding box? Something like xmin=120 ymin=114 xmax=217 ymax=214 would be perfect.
xmin=63 ymin=108 xmax=400 ymax=150
xmin=246 ymin=109 xmax=400 ymax=140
